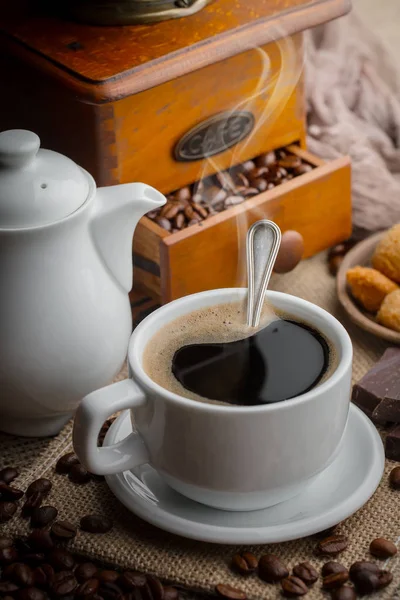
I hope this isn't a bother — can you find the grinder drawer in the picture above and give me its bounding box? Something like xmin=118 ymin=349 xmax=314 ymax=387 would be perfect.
xmin=133 ymin=145 xmax=352 ymax=303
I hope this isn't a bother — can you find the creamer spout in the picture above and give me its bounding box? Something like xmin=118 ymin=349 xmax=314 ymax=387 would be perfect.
xmin=90 ymin=183 xmax=165 ymax=292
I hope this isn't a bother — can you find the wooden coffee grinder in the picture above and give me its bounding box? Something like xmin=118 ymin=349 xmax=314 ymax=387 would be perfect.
xmin=0 ymin=0 xmax=352 ymax=303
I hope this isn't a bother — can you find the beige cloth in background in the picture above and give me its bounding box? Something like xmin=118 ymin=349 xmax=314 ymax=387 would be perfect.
xmin=1 ymin=254 xmax=399 ymax=599
xmin=306 ymin=14 xmax=400 ymax=233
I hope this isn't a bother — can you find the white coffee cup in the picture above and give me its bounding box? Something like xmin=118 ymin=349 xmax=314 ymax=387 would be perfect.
xmin=73 ymin=288 xmax=352 ymax=511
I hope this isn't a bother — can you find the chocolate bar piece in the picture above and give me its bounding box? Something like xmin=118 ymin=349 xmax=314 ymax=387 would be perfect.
xmin=386 ymin=425 xmax=400 ymax=461
xmin=352 ymin=347 xmax=400 ymax=424
xmin=373 ymin=397 xmax=400 ymax=422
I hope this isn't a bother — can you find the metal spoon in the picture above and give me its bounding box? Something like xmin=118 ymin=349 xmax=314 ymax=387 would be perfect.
xmin=246 ymin=220 xmax=282 ymax=328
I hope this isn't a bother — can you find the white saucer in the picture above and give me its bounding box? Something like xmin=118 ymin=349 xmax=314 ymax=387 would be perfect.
xmin=104 ymin=404 xmax=384 ymax=545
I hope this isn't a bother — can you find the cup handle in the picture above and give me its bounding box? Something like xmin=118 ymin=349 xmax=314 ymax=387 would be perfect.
xmin=73 ymin=379 xmax=149 ymax=475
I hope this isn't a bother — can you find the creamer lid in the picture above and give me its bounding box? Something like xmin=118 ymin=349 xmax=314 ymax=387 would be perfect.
xmin=0 ymin=129 xmax=89 ymax=229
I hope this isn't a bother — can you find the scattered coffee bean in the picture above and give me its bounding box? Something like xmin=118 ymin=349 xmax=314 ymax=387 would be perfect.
xmin=0 ymin=467 xmax=19 ymax=484
xmin=231 ymin=551 xmax=258 ymax=575
xmin=349 ymin=561 xmax=380 ymax=578
xmin=281 ymin=575 xmax=308 ymax=597
xmin=161 ymin=203 xmax=181 ymax=221
xmin=328 ymin=254 xmax=343 ymax=276
xmin=76 ymin=577 xmax=100 ymax=597
xmin=163 ymin=586 xmax=179 ymax=600
xmin=237 ymin=173 xmax=249 ymax=187
xmin=159 ymin=202 xmax=174 ymax=218
xmin=351 ymin=565 xmax=392 ymax=593
xmin=48 ymin=548 xmax=75 ymax=571
xmin=258 ymin=553 xmax=289 ymax=583
xmin=12 ymin=563 xmax=34 ymax=586
xmin=33 ymin=563 xmax=55 ymax=586
xmin=27 ymin=530 xmax=54 ymax=551
xmin=98 ymin=570 xmax=119 ymax=584
xmin=351 ymin=570 xmax=380 ymax=595
xmin=327 ymin=238 xmax=362 ymax=276
xmin=51 ymin=520 xmax=77 ymax=540
xmin=292 ymin=562 xmax=318 ymax=585
xmin=192 ymin=202 xmax=208 ymax=219
xmin=0 ymin=536 xmax=13 ymax=549
xmin=369 ymin=537 xmax=398 ymax=558
xmin=316 ymin=535 xmax=349 ymax=556
xmin=240 ymin=160 xmax=255 ymax=172
xmin=328 ymin=242 xmax=350 ymax=259
xmin=0 ymin=501 xmax=17 ymax=522
xmin=294 ymin=163 xmax=313 ymax=176
xmin=241 ymin=187 xmax=259 ymax=197
xmin=18 ymin=587 xmax=46 ymax=600
xmin=22 ymin=492 xmax=44 ymax=518
xmin=56 ymin=452 xmax=80 ymax=474
xmin=101 ymin=582 xmax=125 ymax=600
xmin=0 ymin=581 xmax=20 ymax=593
xmin=80 ymin=514 xmax=113 ymax=534
xmin=26 ymin=479 xmax=52 ymax=498
xmin=146 ymin=574 xmax=164 ymax=600
xmin=322 ymin=571 xmax=349 ymax=589
xmin=68 ymin=464 xmax=91 ymax=485
xmin=349 ymin=562 xmax=381 ymax=595
xmin=321 ymin=562 xmax=348 ymax=577
xmin=331 ymin=586 xmax=357 ymax=600
xmin=224 ymin=195 xmax=245 ymax=207
xmin=249 ymin=167 xmax=269 ymax=179
xmin=250 ymin=177 xmax=267 ymax=192
xmin=51 ymin=571 xmax=77 ymax=596
xmin=174 ymin=213 xmax=185 ymax=230
xmin=30 ymin=505 xmax=58 ymax=528
xmin=75 ymin=563 xmax=98 ymax=583
xmin=156 ymin=217 xmax=172 ymax=231
xmin=0 ymin=482 xmax=24 ymax=501
xmin=278 ymin=156 xmax=302 ymax=169
xmin=191 ymin=191 xmax=203 ymax=204
xmin=389 ymin=466 xmax=400 ymax=489
xmin=216 ymin=171 xmax=236 ymax=191
xmin=184 ymin=204 xmax=195 ymax=220
xmin=0 ymin=546 xmax=18 ymax=563
xmin=118 ymin=571 xmax=147 ymax=590
xmin=256 ymin=151 xmax=276 ymax=167
xmin=175 ymin=187 xmax=191 ymax=203
xmin=215 ymin=583 xmax=247 ymax=600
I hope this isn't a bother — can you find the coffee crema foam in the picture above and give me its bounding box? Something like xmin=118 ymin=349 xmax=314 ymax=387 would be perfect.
xmin=142 ymin=300 xmax=338 ymax=405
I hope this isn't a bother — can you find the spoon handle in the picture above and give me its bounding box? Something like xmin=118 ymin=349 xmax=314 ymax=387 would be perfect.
xmin=246 ymin=220 xmax=282 ymax=328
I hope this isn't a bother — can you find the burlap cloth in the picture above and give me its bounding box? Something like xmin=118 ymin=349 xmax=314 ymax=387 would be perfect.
xmin=1 ymin=253 xmax=399 ymax=599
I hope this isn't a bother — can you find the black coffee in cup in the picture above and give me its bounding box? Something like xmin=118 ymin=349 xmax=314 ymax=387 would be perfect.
xmin=172 ymin=319 xmax=329 ymax=405
xmin=143 ymin=301 xmax=336 ymax=406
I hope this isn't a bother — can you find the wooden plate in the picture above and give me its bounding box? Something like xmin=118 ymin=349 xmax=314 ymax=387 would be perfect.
xmin=337 ymin=231 xmax=400 ymax=344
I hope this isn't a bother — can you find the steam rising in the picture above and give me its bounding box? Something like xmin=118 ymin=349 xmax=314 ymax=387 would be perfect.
xmin=196 ymin=30 xmax=304 ymax=288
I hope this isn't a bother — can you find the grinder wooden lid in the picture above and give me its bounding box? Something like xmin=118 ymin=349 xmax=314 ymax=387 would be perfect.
xmin=0 ymin=0 xmax=350 ymax=102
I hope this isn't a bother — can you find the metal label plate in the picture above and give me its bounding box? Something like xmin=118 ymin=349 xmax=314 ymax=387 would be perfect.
xmin=174 ymin=111 xmax=255 ymax=162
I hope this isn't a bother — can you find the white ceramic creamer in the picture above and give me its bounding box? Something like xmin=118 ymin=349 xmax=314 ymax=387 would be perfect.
xmin=0 ymin=129 xmax=165 ymax=437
